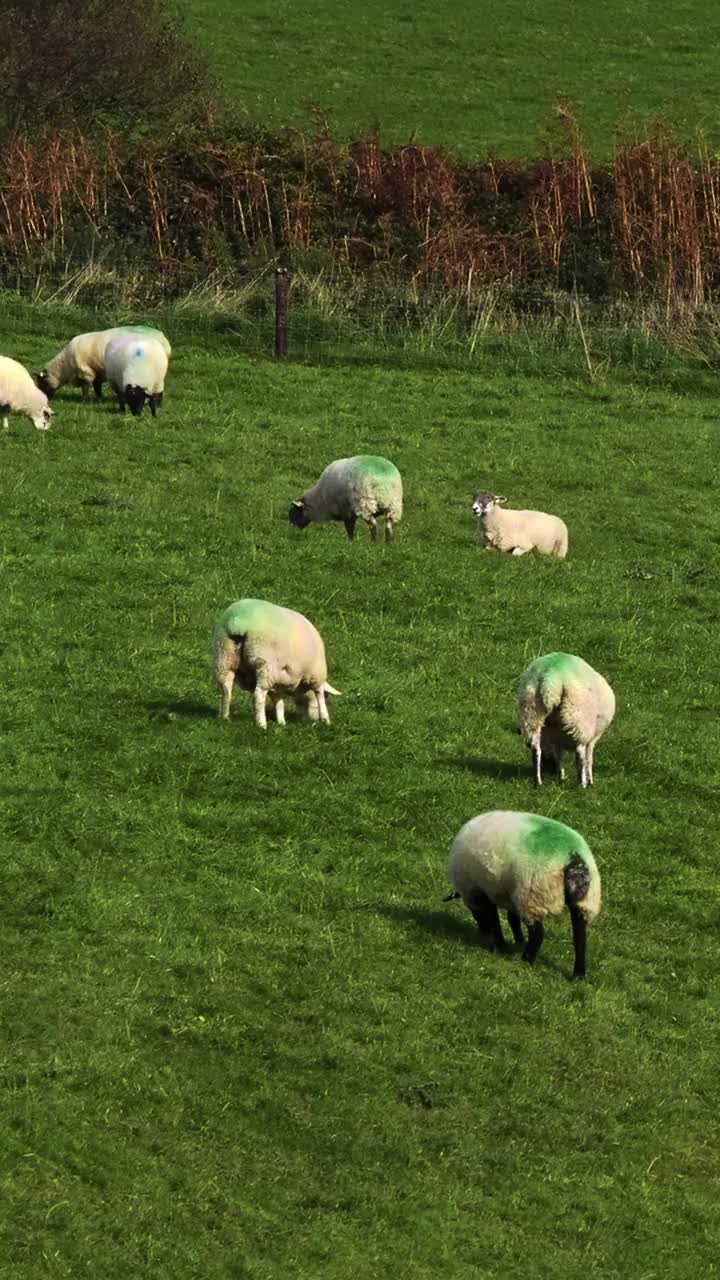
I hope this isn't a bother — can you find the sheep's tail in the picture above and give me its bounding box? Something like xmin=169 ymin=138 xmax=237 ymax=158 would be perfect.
xmin=517 ymin=668 xmax=565 ymax=741
xmin=323 ymin=682 xmax=342 ymax=696
xmin=554 ymin=529 xmax=569 ymax=558
xmin=213 ymin=626 xmax=242 ymax=681
xmin=443 ymin=890 xmax=462 ymax=902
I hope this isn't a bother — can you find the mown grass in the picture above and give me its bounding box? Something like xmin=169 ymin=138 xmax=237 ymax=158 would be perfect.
xmin=185 ymin=0 xmax=720 ymax=156
xmin=1 ymin=300 xmax=719 ymax=1276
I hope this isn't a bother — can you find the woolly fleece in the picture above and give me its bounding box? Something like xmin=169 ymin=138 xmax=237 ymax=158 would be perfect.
xmin=448 ymin=810 xmax=601 ymax=924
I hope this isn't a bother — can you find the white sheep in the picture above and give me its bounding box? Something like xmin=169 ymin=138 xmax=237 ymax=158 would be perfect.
xmin=0 ymin=356 xmax=54 ymax=431
xmin=472 ymin=490 xmax=568 ymax=558
xmin=213 ymin=598 xmax=341 ymax=729
xmin=36 ymin=326 xmax=171 ymax=401
xmin=290 ymin=455 xmax=403 ymax=542
xmin=447 ymin=810 xmax=601 ymax=980
xmin=518 ymin=652 xmax=616 ymax=787
xmin=104 ymin=332 xmax=169 ymax=417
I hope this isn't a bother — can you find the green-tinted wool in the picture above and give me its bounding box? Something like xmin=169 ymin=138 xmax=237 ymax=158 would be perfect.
xmin=518 ymin=814 xmax=591 ymax=864
xmin=356 ymin=455 xmax=399 ymax=479
xmin=217 ymin=598 xmax=285 ymax=639
xmin=525 ymin=652 xmax=584 ymax=681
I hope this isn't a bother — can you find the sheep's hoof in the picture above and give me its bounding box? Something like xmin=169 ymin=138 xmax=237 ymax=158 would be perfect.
xmin=521 ymin=950 xmax=535 ymax=965
xmin=570 ymin=971 xmax=586 ymax=983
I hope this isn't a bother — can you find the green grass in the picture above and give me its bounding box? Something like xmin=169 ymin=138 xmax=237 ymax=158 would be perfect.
xmin=1 ymin=300 xmax=720 ymax=1276
xmin=184 ymin=0 xmax=720 ymax=157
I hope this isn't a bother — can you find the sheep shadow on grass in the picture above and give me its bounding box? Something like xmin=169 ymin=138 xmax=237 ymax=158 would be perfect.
xmin=373 ymin=903 xmax=569 ymax=976
xmin=146 ymin=698 xmax=217 ymax=721
xmin=441 ymin=754 xmax=528 ymax=782
xmin=372 ymin=902 xmax=521 ymax=960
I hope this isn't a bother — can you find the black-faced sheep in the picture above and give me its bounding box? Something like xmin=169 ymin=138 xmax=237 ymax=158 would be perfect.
xmin=447 ymin=810 xmax=601 ymax=980
xmin=290 ymin=455 xmax=403 ymax=542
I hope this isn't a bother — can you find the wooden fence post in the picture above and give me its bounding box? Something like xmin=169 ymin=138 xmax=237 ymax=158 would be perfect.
xmin=274 ymin=267 xmax=290 ymax=357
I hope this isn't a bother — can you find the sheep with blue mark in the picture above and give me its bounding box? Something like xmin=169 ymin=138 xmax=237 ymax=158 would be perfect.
xmin=105 ymin=332 xmax=169 ymax=417
xmin=36 ymin=326 xmax=171 ymax=401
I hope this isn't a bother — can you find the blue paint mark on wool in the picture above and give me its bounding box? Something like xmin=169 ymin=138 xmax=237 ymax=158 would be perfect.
xmin=135 ymin=347 xmax=144 ymax=357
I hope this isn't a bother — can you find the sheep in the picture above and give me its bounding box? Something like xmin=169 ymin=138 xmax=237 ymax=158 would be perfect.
xmin=518 ymin=651 xmax=616 ymax=788
xmin=0 ymin=356 xmax=54 ymax=431
xmin=289 ymin=455 xmax=403 ymax=543
xmin=213 ymin=598 xmax=341 ymax=729
xmin=446 ymin=810 xmax=601 ymax=980
xmin=471 ymin=490 xmax=568 ymax=558
xmin=36 ymin=326 xmax=171 ymax=401
xmin=104 ymin=332 xmax=169 ymax=417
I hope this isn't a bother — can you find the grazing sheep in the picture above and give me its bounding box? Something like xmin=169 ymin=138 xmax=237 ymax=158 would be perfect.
xmin=290 ymin=455 xmax=403 ymax=542
xmin=472 ymin=490 xmax=568 ymax=558
xmin=0 ymin=356 xmax=54 ymax=431
xmin=105 ymin=333 xmax=169 ymax=417
xmin=518 ymin=651 xmax=616 ymax=787
xmin=36 ymin=326 xmax=171 ymax=401
xmin=213 ymin=598 xmax=341 ymax=729
xmin=447 ymin=810 xmax=601 ymax=980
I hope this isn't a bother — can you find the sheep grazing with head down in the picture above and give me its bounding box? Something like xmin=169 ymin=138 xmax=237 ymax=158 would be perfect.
xmin=213 ymin=598 xmax=341 ymax=729
xmin=0 ymin=356 xmax=54 ymax=431
xmin=104 ymin=332 xmax=169 ymax=417
xmin=472 ymin=490 xmax=568 ymax=558
xmin=518 ymin=651 xmax=616 ymax=787
xmin=36 ymin=326 xmax=171 ymax=402
xmin=447 ymin=810 xmax=601 ymax=981
xmin=290 ymin=455 xmax=403 ymax=543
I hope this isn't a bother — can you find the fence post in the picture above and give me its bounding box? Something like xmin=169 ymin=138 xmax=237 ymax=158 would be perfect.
xmin=274 ymin=267 xmax=290 ymax=357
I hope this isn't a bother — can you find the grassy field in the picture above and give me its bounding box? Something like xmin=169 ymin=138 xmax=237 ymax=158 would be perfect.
xmin=185 ymin=0 xmax=720 ymax=157
xmin=1 ymin=299 xmax=719 ymax=1276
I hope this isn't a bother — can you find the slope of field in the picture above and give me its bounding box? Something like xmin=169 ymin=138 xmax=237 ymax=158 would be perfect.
xmin=1 ymin=302 xmax=719 ymax=1276
xmin=184 ymin=0 xmax=720 ymax=156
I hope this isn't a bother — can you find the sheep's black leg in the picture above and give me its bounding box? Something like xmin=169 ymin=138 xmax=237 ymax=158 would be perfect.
xmin=569 ymin=905 xmax=587 ymax=981
xmin=343 ymin=516 xmax=357 ymax=540
xmin=521 ymin=920 xmax=544 ymax=965
xmin=506 ymin=910 xmax=524 ymax=945
xmin=93 ymin=374 xmax=103 ymax=400
xmin=468 ymin=890 xmax=506 ymax=951
xmin=80 ymin=381 xmax=89 ymax=401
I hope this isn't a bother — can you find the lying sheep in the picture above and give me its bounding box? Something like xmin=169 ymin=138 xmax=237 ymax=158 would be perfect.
xmin=447 ymin=810 xmax=601 ymax=980
xmin=0 ymin=356 xmax=54 ymax=431
xmin=36 ymin=326 xmax=171 ymax=401
xmin=105 ymin=332 xmax=169 ymax=417
xmin=290 ymin=455 xmax=403 ymax=542
xmin=213 ymin=598 xmax=341 ymax=729
xmin=472 ymin=490 xmax=568 ymax=558
xmin=518 ymin=651 xmax=616 ymax=787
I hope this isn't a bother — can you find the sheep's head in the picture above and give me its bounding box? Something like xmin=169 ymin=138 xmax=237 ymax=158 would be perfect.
xmin=125 ymin=385 xmax=147 ymax=417
xmin=472 ymin=490 xmax=506 ymax=517
xmin=288 ymin=499 xmax=311 ymax=529
xmin=36 ymin=370 xmax=55 ymax=398
xmin=32 ymin=404 xmax=54 ymax=431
